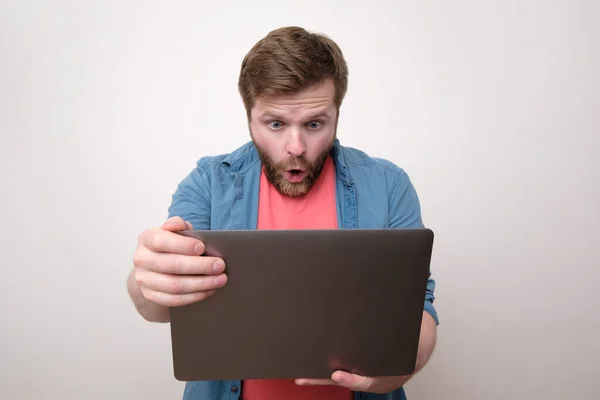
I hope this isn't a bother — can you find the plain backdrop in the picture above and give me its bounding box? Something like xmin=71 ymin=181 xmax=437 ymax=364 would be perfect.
xmin=1 ymin=1 xmax=598 ymax=399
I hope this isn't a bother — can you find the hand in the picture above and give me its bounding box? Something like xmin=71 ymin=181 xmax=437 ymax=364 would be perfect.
xmin=295 ymin=371 xmax=411 ymax=394
xmin=132 ymin=216 xmax=228 ymax=307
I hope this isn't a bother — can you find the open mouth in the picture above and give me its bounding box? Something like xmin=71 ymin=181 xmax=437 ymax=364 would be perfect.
xmin=284 ymin=169 xmax=307 ymax=183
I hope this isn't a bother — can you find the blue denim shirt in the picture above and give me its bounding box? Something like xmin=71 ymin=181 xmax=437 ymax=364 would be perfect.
xmin=167 ymin=139 xmax=438 ymax=400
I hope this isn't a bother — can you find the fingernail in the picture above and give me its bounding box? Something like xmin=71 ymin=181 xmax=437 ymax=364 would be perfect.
xmin=213 ymin=260 xmax=224 ymax=273
xmin=214 ymin=275 xmax=225 ymax=287
xmin=194 ymin=242 xmax=204 ymax=255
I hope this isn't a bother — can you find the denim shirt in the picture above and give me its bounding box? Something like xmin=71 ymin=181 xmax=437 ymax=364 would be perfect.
xmin=167 ymin=139 xmax=438 ymax=400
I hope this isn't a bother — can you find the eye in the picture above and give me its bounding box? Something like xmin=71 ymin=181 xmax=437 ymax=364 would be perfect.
xmin=307 ymin=121 xmax=322 ymax=130
xmin=267 ymin=121 xmax=284 ymax=130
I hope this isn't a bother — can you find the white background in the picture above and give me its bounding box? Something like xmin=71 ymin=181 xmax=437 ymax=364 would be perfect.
xmin=1 ymin=1 xmax=598 ymax=399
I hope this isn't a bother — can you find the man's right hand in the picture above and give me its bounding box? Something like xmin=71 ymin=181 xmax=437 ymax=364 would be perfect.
xmin=132 ymin=216 xmax=227 ymax=308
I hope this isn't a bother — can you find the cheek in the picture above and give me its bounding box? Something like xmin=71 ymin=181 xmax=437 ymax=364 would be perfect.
xmin=307 ymin=130 xmax=335 ymax=159
xmin=252 ymin=124 xmax=283 ymax=161
xmin=252 ymin=124 xmax=270 ymax=148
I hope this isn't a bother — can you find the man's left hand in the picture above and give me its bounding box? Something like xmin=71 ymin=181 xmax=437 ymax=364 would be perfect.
xmin=295 ymin=371 xmax=410 ymax=393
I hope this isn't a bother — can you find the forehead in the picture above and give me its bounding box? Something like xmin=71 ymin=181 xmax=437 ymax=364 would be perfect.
xmin=251 ymin=79 xmax=336 ymax=119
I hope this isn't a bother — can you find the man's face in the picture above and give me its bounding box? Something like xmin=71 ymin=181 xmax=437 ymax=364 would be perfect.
xmin=249 ymin=79 xmax=338 ymax=197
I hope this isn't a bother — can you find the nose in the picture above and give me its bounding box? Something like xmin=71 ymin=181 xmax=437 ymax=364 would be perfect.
xmin=285 ymin=130 xmax=306 ymax=157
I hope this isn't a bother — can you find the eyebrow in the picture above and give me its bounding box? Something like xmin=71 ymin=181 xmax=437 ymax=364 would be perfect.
xmin=260 ymin=111 xmax=331 ymax=121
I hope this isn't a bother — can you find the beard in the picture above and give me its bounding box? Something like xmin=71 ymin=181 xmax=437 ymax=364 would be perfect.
xmin=254 ymin=137 xmax=335 ymax=198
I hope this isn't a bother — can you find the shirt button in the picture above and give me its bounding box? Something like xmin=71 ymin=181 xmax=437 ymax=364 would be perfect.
xmin=231 ymin=386 xmax=239 ymax=393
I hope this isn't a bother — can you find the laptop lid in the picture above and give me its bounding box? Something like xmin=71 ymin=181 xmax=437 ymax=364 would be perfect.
xmin=169 ymin=228 xmax=434 ymax=381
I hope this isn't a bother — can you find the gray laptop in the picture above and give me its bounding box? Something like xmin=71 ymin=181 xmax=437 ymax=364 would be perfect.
xmin=169 ymin=228 xmax=434 ymax=381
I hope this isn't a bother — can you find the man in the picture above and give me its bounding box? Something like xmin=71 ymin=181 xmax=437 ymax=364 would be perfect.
xmin=127 ymin=26 xmax=438 ymax=400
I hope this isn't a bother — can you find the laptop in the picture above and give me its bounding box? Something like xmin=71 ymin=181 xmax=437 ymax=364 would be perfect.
xmin=169 ymin=228 xmax=434 ymax=381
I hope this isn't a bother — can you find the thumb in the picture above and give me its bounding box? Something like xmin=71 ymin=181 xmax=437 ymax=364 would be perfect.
xmin=331 ymin=371 xmax=371 ymax=392
xmin=162 ymin=216 xmax=193 ymax=232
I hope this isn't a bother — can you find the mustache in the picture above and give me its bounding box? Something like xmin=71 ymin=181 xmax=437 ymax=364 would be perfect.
xmin=278 ymin=157 xmax=310 ymax=171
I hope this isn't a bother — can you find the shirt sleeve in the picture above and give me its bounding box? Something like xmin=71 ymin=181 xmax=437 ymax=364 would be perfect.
xmin=388 ymin=167 xmax=439 ymax=326
xmin=167 ymin=158 xmax=212 ymax=230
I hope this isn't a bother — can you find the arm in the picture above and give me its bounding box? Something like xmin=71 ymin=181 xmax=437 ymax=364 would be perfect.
xmin=388 ymin=165 xmax=439 ymax=326
xmin=388 ymin=166 xmax=439 ymax=376
xmin=414 ymin=311 xmax=437 ymax=374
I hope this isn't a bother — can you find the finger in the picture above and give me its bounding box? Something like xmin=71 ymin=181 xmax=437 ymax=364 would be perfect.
xmin=295 ymin=379 xmax=337 ymax=386
xmin=142 ymin=288 xmax=216 ymax=307
xmin=141 ymin=228 xmax=205 ymax=256
xmin=136 ymin=268 xmax=228 ymax=294
xmin=135 ymin=248 xmax=225 ymax=275
xmin=162 ymin=216 xmax=192 ymax=232
xmin=330 ymin=371 xmax=372 ymax=391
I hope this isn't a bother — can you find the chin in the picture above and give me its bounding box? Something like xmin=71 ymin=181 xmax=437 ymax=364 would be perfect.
xmin=276 ymin=180 xmax=312 ymax=197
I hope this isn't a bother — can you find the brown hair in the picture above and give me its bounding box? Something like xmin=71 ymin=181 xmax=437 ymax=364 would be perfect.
xmin=238 ymin=26 xmax=349 ymax=118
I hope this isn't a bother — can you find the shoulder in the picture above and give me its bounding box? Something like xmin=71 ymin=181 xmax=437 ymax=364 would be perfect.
xmin=192 ymin=141 xmax=259 ymax=175
xmin=168 ymin=142 xmax=257 ymax=227
xmin=336 ymin=142 xmax=423 ymax=227
xmin=177 ymin=141 xmax=259 ymax=190
xmin=336 ymin=142 xmax=410 ymax=183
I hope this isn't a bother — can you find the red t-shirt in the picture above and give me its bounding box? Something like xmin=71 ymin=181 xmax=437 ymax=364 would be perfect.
xmin=241 ymin=155 xmax=352 ymax=400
